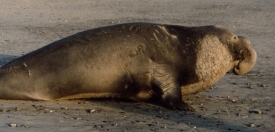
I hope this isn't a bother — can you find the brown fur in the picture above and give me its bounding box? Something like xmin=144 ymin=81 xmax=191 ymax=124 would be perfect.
xmin=0 ymin=23 xmax=257 ymax=111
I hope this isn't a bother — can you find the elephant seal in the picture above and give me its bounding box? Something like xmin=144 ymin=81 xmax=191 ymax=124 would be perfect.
xmin=0 ymin=23 xmax=256 ymax=112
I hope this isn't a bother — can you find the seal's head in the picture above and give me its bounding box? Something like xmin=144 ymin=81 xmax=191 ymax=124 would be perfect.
xmin=202 ymin=26 xmax=257 ymax=75
xmin=231 ymin=35 xmax=257 ymax=75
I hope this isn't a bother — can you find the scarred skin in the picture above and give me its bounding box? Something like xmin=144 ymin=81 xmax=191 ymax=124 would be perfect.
xmin=0 ymin=23 xmax=256 ymax=112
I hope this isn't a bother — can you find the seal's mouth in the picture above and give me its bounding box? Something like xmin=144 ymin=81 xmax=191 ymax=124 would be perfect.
xmin=232 ymin=59 xmax=241 ymax=75
xmin=233 ymin=66 xmax=240 ymax=75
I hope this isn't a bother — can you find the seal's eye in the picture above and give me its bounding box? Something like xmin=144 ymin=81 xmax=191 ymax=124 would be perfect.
xmin=233 ymin=36 xmax=238 ymax=41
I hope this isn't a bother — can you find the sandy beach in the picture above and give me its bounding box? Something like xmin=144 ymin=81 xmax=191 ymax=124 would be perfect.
xmin=0 ymin=0 xmax=274 ymax=131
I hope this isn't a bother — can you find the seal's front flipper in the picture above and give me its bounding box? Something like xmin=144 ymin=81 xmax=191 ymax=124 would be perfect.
xmin=151 ymin=64 xmax=195 ymax=112
xmin=161 ymin=96 xmax=195 ymax=112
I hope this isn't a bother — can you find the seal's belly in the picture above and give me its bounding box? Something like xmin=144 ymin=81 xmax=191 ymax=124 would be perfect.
xmin=56 ymin=92 xmax=126 ymax=100
xmin=51 ymin=83 xmax=147 ymax=100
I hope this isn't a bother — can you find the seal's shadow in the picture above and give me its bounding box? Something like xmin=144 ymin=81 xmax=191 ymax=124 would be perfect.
xmin=87 ymin=97 xmax=260 ymax=132
xmin=0 ymin=54 xmax=18 ymax=66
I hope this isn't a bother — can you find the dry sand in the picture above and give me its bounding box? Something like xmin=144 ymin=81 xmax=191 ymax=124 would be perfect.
xmin=0 ymin=0 xmax=274 ymax=132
